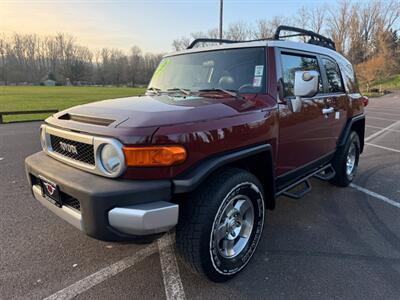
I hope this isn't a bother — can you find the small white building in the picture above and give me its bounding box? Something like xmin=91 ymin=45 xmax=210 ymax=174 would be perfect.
xmin=43 ymin=79 xmax=56 ymax=86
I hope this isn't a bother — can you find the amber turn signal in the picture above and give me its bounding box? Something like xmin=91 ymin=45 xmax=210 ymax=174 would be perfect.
xmin=123 ymin=146 xmax=187 ymax=167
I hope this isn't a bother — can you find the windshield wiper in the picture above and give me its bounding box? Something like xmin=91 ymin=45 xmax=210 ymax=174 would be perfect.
xmin=146 ymin=87 xmax=162 ymax=95
xmin=198 ymin=88 xmax=245 ymax=100
xmin=166 ymin=88 xmax=192 ymax=96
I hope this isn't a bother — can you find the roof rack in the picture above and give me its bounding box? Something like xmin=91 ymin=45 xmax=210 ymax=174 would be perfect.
xmin=274 ymin=25 xmax=336 ymax=50
xmin=186 ymin=25 xmax=336 ymax=51
xmin=187 ymin=38 xmax=239 ymax=49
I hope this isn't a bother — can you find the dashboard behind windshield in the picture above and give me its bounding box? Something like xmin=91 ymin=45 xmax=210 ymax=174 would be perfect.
xmin=149 ymin=47 xmax=266 ymax=94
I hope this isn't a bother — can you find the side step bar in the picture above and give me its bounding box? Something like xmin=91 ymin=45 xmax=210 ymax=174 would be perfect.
xmin=281 ymin=180 xmax=312 ymax=199
xmin=313 ymin=165 xmax=336 ymax=181
xmin=276 ymin=164 xmax=335 ymax=199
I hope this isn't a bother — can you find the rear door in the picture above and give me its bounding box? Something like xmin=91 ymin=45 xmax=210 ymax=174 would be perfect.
xmin=276 ymin=50 xmax=332 ymax=176
xmin=319 ymin=56 xmax=348 ymax=150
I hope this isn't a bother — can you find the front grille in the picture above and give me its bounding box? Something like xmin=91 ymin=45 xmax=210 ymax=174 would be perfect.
xmin=62 ymin=193 xmax=81 ymax=211
xmin=50 ymin=135 xmax=95 ymax=165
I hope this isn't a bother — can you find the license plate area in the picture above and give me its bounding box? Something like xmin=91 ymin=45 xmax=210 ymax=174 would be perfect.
xmin=39 ymin=176 xmax=62 ymax=207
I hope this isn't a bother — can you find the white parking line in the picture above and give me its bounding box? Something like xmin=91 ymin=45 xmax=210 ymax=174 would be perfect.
xmin=158 ymin=232 xmax=186 ymax=300
xmin=367 ymin=116 xmax=399 ymax=122
xmin=0 ymin=157 xmax=3 ymax=161
xmin=365 ymin=120 xmax=400 ymax=142
xmin=367 ymin=107 xmax=400 ymax=112
xmin=44 ymin=242 xmax=161 ymax=300
xmin=367 ymin=111 xmax=400 ymax=116
xmin=350 ymin=183 xmax=400 ymax=208
xmin=365 ymin=105 xmax=400 ymax=111
xmin=365 ymin=143 xmax=400 ymax=153
xmin=366 ymin=125 xmax=400 ymax=134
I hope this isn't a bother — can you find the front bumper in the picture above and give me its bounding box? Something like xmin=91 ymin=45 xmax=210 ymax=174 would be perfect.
xmin=25 ymin=151 xmax=178 ymax=241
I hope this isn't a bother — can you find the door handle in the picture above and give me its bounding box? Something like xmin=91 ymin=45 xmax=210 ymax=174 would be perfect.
xmin=322 ymin=107 xmax=335 ymax=114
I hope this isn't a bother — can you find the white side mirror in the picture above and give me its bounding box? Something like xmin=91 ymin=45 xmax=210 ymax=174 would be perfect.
xmin=294 ymin=70 xmax=319 ymax=98
xmin=289 ymin=70 xmax=319 ymax=113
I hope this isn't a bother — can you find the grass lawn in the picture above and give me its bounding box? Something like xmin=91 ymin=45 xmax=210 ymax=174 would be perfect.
xmin=362 ymin=91 xmax=386 ymax=98
xmin=0 ymin=86 xmax=146 ymax=123
xmin=360 ymin=74 xmax=400 ymax=98
xmin=370 ymin=74 xmax=400 ymax=90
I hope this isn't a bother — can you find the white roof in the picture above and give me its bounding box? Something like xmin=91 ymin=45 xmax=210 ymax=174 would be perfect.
xmin=165 ymin=40 xmax=351 ymax=67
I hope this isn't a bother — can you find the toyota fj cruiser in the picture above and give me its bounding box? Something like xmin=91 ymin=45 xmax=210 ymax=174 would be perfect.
xmin=25 ymin=26 xmax=367 ymax=282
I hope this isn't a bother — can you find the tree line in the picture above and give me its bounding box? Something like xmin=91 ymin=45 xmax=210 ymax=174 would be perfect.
xmin=173 ymin=0 xmax=400 ymax=85
xmin=0 ymin=33 xmax=163 ymax=86
xmin=0 ymin=0 xmax=399 ymax=87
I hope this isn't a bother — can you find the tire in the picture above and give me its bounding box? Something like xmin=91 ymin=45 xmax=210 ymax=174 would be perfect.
xmin=330 ymin=131 xmax=360 ymax=187
xmin=176 ymin=167 xmax=265 ymax=282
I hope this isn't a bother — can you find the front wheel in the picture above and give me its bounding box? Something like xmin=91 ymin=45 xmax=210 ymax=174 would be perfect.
xmin=176 ymin=168 xmax=265 ymax=282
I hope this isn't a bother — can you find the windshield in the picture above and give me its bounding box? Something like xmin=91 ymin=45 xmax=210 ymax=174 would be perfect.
xmin=148 ymin=47 xmax=266 ymax=94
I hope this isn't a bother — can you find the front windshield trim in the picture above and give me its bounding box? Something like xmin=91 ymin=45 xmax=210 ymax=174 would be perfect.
xmin=164 ymin=46 xmax=266 ymax=59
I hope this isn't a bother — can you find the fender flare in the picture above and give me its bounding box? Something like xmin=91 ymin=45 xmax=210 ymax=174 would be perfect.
xmin=172 ymin=144 xmax=275 ymax=199
xmin=337 ymin=113 xmax=365 ymax=153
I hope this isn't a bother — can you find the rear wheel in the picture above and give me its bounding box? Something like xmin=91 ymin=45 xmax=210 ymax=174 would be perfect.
xmin=331 ymin=131 xmax=360 ymax=187
xmin=176 ymin=168 xmax=265 ymax=282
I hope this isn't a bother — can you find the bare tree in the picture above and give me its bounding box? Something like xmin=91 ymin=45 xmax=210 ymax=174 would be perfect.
xmin=0 ymin=35 xmax=10 ymax=84
xmin=172 ymin=37 xmax=191 ymax=51
xmin=253 ymin=16 xmax=289 ymax=40
xmin=359 ymin=0 xmax=380 ymax=54
xmin=225 ymin=21 xmax=252 ymax=41
xmin=309 ymin=5 xmax=326 ymax=34
xmin=296 ymin=7 xmax=310 ymax=40
xmin=347 ymin=4 xmax=365 ymax=64
xmin=128 ymin=46 xmax=142 ymax=87
xmin=326 ymin=0 xmax=351 ymax=54
xmin=380 ymin=0 xmax=400 ymax=31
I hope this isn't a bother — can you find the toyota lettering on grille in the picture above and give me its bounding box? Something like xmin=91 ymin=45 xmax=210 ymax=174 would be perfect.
xmin=59 ymin=141 xmax=78 ymax=155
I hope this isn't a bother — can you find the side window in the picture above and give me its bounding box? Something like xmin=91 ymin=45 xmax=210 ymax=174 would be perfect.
xmin=322 ymin=58 xmax=344 ymax=93
xmin=281 ymin=53 xmax=322 ymax=97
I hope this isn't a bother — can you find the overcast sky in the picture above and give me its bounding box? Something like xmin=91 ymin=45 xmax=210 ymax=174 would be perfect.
xmin=1 ymin=0 xmax=336 ymax=53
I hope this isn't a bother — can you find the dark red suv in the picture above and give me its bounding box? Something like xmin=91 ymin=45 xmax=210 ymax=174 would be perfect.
xmin=25 ymin=26 xmax=366 ymax=281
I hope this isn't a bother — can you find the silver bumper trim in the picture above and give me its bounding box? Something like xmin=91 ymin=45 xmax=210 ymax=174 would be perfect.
xmin=108 ymin=201 xmax=179 ymax=236
xmin=32 ymin=185 xmax=83 ymax=230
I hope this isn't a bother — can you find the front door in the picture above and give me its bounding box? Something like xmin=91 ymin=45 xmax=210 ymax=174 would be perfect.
xmin=276 ymin=51 xmax=333 ymax=176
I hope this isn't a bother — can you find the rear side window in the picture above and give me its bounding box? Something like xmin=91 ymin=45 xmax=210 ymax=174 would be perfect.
xmin=322 ymin=58 xmax=344 ymax=93
xmin=338 ymin=61 xmax=359 ymax=93
xmin=281 ymin=53 xmax=322 ymax=97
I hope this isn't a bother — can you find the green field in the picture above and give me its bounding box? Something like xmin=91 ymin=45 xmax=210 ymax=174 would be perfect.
xmin=370 ymin=74 xmax=400 ymax=90
xmin=0 ymin=86 xmax=146 ymax=123
xmin=361 ymin=74 xmax=400 ymax=97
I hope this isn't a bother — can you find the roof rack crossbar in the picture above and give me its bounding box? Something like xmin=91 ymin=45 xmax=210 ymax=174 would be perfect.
xmin=274 ymin=25 xmax=336 ymax=50
xmin=185 ymin=25 xmax=336 ymax=51
xmin=279 ymin=33 xmax=306 ymax=38
xmin=187 ymin=38 xmax=239 ymax=49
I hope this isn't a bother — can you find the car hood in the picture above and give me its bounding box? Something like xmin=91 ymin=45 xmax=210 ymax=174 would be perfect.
xmin=54 ymin=94 xmax=257 ymax=129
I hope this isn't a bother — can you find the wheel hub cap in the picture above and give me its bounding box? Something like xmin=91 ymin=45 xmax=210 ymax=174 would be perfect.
xmin=213 ymin=195 xmax=255 ymax=258
xmin=226 ymin=217 xmax=242 ymax=240
xmin=346 ymin=143 xmax=356 ymax=176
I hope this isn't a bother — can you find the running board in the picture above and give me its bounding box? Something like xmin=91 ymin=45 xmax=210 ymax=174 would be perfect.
xmin=282 ymin=180 xmax=311 ymax=199
xmin=313 ymin=165 xmax=336 ymax=181
xmin=276 ymin=164 xmax=334 ymax=199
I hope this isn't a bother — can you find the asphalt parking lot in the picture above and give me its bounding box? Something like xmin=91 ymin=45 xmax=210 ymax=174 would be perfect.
xmin=1 ymin=91 xmax=399 ymax=300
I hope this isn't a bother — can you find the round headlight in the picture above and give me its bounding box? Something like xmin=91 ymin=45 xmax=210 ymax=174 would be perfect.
xmin=100 ymin=144 xmax=123 ymax=175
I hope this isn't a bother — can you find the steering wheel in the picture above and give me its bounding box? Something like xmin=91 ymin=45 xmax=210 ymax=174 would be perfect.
xmin=238 ymin=83 xmax=255 ymax=92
